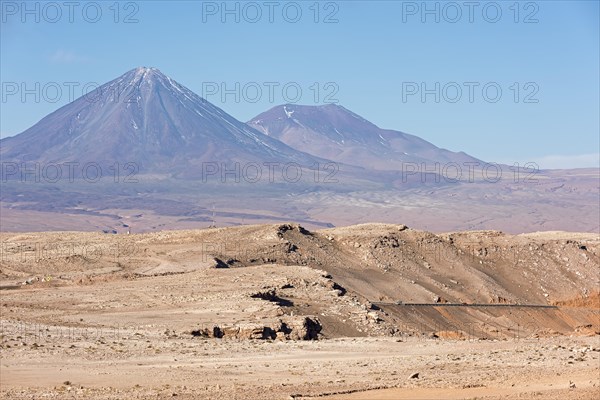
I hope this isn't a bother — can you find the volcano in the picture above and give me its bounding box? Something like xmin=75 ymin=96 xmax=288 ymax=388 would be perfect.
xmin=248 ymin=104 xmax=482 ymax=171
xmin=0 ymin=67 xmax=319 ymax=177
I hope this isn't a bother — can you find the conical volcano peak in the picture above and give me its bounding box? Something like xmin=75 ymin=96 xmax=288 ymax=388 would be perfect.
xmin=106 ymin=67 xmax=188 ymax=100
xmin=135 ymin=66 xmax=155 ymax=72
xmin=0 ymin=68 xmax=319 ymax=176
xmin=127 ymin=66 xmax=167 ymax=84
xmin=133 ymin=66 xmax=160 ymax=75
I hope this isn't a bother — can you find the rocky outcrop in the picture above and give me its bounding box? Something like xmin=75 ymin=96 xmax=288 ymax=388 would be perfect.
xmin=190 ymin=316 xmax=322 ymax=341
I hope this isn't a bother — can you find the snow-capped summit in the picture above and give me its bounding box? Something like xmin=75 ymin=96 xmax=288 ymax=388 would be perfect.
xmin=0 ymin=68 xmax=319 ymax=177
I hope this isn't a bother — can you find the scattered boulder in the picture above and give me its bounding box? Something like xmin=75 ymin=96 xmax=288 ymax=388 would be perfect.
xmin=288 ymin=316 xmax=322 ymax=340
xmin=374 ymin=236 xmax=400 ymax=249
xmin=212 ymin=258 xmax=229 ymax=269
xmin=250 ymin=289 xmax=294 ymax=307
xmin=367 ymin=312 xmax=382 ymax=323
xmin=324 ymin=280 xmax=346 ymax=296
xmin=276 ymin=224 xmax=311 ymax=238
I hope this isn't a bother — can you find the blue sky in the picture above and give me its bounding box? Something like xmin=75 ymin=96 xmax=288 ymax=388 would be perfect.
xmin=1 ymin=0 xmax=598 ymax=168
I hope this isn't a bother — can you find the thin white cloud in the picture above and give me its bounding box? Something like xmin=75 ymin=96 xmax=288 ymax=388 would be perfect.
xmin=49 ymin=49 xmax=87 ymax=64
xmin=529 ymin=153 xmax=600 ymax=169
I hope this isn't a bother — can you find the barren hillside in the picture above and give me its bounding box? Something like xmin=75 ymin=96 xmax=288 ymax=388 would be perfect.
xmin=1 ymin=223 xmax=598 ymax=339
xmin=1 ymin=224 xmax=599 ymax=399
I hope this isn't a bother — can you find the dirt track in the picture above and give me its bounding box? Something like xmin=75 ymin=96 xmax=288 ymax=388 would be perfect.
xmin=1 ymin=223 xmax=599 ymax=398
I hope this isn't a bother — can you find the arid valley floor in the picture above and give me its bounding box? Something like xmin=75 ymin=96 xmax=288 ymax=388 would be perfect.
xmin=1 ymin=223 xmax=599 ymax=399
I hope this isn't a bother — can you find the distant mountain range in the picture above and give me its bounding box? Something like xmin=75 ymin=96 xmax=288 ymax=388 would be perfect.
xmin=0 ymin=67 xmax=480 ymax=177
xmin=1 ymin=68 xmax=598 ymax=234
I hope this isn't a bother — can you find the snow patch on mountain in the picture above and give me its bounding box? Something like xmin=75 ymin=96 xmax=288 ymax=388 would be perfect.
xmin=284 ymin=106 xmax=294 ymax=118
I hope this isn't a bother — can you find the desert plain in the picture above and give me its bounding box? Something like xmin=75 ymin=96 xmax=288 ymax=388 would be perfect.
xmin=1 ymin=223 xmax=598 ymax=399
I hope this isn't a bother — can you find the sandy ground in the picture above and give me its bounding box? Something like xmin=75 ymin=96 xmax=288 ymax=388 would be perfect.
xmin=1 ymin=333 xmax=598 ymax=399
xmin=1 ymin=224 xmax=599 ymax=398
